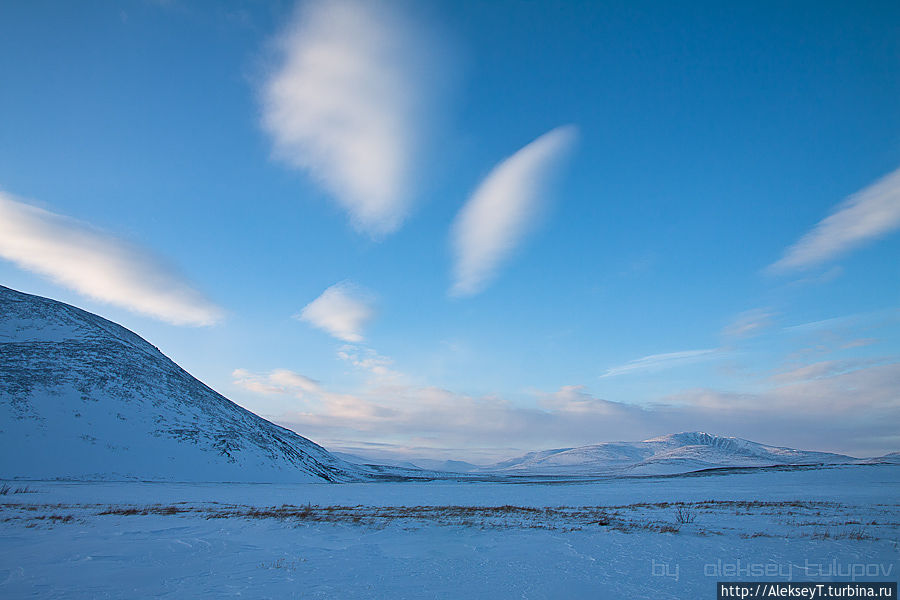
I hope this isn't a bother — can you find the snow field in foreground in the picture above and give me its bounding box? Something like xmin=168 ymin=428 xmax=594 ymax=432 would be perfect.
xmin=1 ymin=465 xmax=897 ymax=599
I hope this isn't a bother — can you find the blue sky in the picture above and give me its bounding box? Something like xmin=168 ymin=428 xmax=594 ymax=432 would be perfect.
xmin=1 ymin=0 xmax=898 ymax=460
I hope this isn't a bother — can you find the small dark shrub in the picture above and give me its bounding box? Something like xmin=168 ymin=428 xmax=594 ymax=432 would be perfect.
xmin=674 ymin=506 xmax=697 ymax=524
xmin=0 ymin=484 xmax=34 ymax=495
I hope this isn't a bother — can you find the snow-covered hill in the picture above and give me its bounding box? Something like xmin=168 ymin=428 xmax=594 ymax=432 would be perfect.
xmin=332 ymin=451 xmax=480 ymax=473
xmin=331 ymin=452 xmax=422 ymax=470
xmin=860 ymin=451 xmax=900 ymax=465
xmin=482 ymin=432 xmax=859 ymax=475
xmin=0 ymin=285 xmax=364 ymax=482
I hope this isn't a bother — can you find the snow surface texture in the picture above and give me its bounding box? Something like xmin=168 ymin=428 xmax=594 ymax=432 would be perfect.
xmin=0 ymin=285 xmax=363 ymax=482
xmin=0 ymin=465 xmax=897 ymax=598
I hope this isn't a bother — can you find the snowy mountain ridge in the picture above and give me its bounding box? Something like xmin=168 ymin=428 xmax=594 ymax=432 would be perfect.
xmin=0 ymin=285 xmax=364 ymax=482
xmin=480 ymin=431 xmax=860 ymax=475
xmin=329 ymin=431 xmax=889 ymax=477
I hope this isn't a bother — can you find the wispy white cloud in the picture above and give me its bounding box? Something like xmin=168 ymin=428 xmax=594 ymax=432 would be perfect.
xmin=784 ymin=265 xmax=844 ymax=288
xmin=722 ymin=308 xmax=775 ymax=339
xmin=783 ymin=308 xmax=900 ymax=335
xmin=668 ymin=362 xmax=900 ymax=416
xmin=261 ymin=0 xmax=439 ymax=235
xmin=0 ymin=191 xmax=223 ymax=326
xmin=537 ymin=385 xmax=630 ymax=415
xmin=768 ymin=358 xmax=882 ymax=384
xmin=450 ymin=125 xmax=578 ymax=297
xmin=841 ymin=338 xmax=877 ymax=350
xmin=599 ymin=349 xmax=718 ymax=378
xmin=295 ymin=281 xmax=375 ymax=342
xmin=232 ymin=368 xmax=321 ymax=397
xmin=337 ymin=344 xmax=402 ymax=381
xmin=769 ymin=166 xmax=900 ymax=272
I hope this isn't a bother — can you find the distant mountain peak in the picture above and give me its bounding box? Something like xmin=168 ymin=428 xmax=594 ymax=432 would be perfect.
xmin=482 ymin=431 xmax=858 ymax=476
xmin=645 ymin=431 xmax=721 ymax=443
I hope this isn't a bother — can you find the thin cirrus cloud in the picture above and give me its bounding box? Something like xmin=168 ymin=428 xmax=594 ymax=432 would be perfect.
xmin=599 ymin=349 xmax=718 ymax=378
xmin=337 ymin=345 xmax=403 ymax=381
xmin=722 ymin=308 xmax=775 ymax=339
xmin=450 ymin=125 xmax=578 ymax=297
xmin=261 ymin=0 xmax=440 ymax=236
xmin=0 ymin=191 xmax=224 ymax=326
xmin=769 ymin=166 xmax=900 ymax=272
xmin=295 ymin=281 xmax=375 ymax=342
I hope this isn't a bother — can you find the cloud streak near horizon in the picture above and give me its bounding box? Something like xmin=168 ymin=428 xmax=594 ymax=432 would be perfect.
xmin=450 ymin=125 xmax=578 ymax=297
xmin=232 ymin=368 xmax=321 ymax=398
xmin=233 ymin=361 xmax=900 ymax=461
xmin=769 ymin=166 xmax=900 ymax=272
xmin=261 ymin=0 xmax=438 ymax=236
xmin=0 ymin=192 xmax=224 ymax=326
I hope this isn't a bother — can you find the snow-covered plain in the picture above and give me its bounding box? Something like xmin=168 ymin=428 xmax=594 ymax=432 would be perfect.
xmin=2 ymin=464 xmax=897 ymax=599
